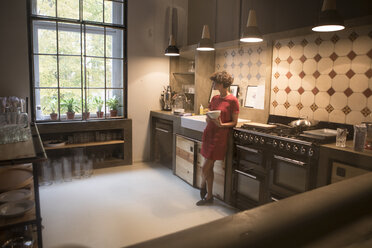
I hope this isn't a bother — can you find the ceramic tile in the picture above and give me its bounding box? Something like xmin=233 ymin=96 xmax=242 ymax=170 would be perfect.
xmin=329 ymin=109 xmax=346 ymax=123
xmin=361 ymin=107 xmax=371 ymax=118
xmin=287 ymin=91 xmax=300 ymax=105
xmin=310 ymin=103 xmax=319 ymax=112
xmin=342 ymin=105 xmax=352 ymax=115
xmin=364 ymin=88 xmax=372 ymax=98
xmin=353 ymin=36 xmax=372 ymax=55
xmin=250 ymin=52 xmax=259 ymax=63
xmin=303 ymin=43 xmax=318 ymax=58
xmin=277 ymin=76 xmax=288 ymax=90
xmin=319 ymin=32 xmax=334 ymax=41
xmin=315 ymin=37 xmax=323 ymax=46
xmin=296 ymin=102 xmax=304 ymax=110
xmin=274 ymin=104 xmax=287 ymax=116
xmin=300 ymin=55 xmax=307 ymax=63
xmin=299 ymin=106 xmax=314 ymax=119
xmin=284 ymin=101 xmax=290 ymax=109
xmin=327 ymin=87 xmax=336 ymax=96
xmin=289 ymin=60 xmax=303 ymax=75
xmin=349 ymin=74 xmax=369 ymax=92
xmin=334 ymin=38 xmax=352 ymax=56
xmin=348 ymin=31 xmax=359 ymax=42
xmin=330 ymin=52 xmax=339 ymax=62
xmin=250 ymin=65 xmax=259 ymax=77
xmin=290 ymin=44 xmax=304 ymax=59
xmin=278 ymin=46 xmax=290 ymax=60
xmin=318 ymin=58 xmax=333 ymax=75
xmin=313 ymin=108 xmax=329 ymax=121
xmin=258 ymin=65 xmax=266 ymax=77
xmin=330 ymin=92 xmax=347 ymax=110
xmin=301 ymin=91 xmax=315 ymax=107
xmin=328 ymin=70 xmax=337 ymax=79
xmin=298 ymin=87 xmax=305 ymax=95
xmin=270 ymin=105 xmax=275 ymax=114
xmin=314 ymin=54 xmax=322 ymax=62
xmin=325 ymin=104 xmax=334 ymax=113
xmin=348 ymin=93 xmax=367 ymax=111
xmin=276 ymin=90 xmax=287 ymax=104
xmin=302 ymin=75 xmax=316 ymax=90
xmin=299 ymin=71 xmax=306 ymax=79
xmin=277 ymin=61 xmax=290 ymax=75
xmin=316 ymin=75 xmax=332 ymax=91
xmin=288 ymin=75 xmax=301 ymax=91
xmin=346 ymin=69 xmax=356 ymax=79
xmin=314 ymin=92 xmax=330 ymax=108
xmin=312 ymin=87 xmax=320 ymax=95
xmin=333 ymin=57 xmax=351 ymax=74
xmin=303 ymin=59 xmax=317 ymax=74
xmin=313 ymin=70 xmax=321 ymax=79
xmin=366 ymin=69 xmax=372 ymax=79
xmin=330 ymin=34 xmax=340 ymax=44
xmin=287 ymin=106 xmax=300 ymax=117
xmin=272 ymin=47 xmax=278 ymax=60
xmin=346 ymin=111 xmax=365 ymax=124
xmin=344 ymin=87 xmax=354 ymax=97
xmin=367 ymin=49 xmax=372 ymax=59
xmin=351 ymin=55 xmax=370 ymax=73
xmin=347 ymin=51 xmax=357 ymax=60
xmin=318 ymin=41 xmax=334 ymax=57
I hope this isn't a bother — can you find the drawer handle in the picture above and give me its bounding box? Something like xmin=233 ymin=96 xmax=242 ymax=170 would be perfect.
xmin=235 ymin=169 xmax=257 ymax=179
xmin=155 ymin=127 xmax=170 ymax=133
xmin=274 ymin=155 xmax=306 ymax=166
xmin=236 ymin=145 xmax=259 ymax=154
xmin=271 ymin=197 xmax=279 ymax=202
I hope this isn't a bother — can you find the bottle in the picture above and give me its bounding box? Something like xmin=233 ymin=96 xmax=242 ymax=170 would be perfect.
xmin=199 ymin=104 xmax=204 ymax=115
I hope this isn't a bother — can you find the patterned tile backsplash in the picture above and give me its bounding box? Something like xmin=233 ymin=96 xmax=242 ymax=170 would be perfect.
xmin=270 ymin=25 xmax=372 ymax=124
xmin=215 ymin=44 xmax=267 ymax=108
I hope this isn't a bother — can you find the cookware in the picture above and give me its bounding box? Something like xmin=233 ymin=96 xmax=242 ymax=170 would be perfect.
xmin=289 ymin=118 xmax=319 ymax=128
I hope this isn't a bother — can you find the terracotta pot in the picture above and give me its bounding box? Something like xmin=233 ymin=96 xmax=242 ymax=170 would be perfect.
xmin=50 ymin=113 xmax=58 ymax=120
xmin=83 ymin=112 xmax=90 ymax=120
xmin=96 ymin=111 xmax=104 ymax=118
xmin=110 ymin=110 xmax=118 ymax=117
xmin=66 ymin=112 xmax=75 ymax=120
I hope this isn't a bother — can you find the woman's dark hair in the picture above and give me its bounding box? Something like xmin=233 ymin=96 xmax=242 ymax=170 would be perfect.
xmin=210 ymin=71 xmax=234 ymax=88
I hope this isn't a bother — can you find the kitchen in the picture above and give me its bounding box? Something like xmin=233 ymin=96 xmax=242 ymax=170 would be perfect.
xmin=1 ymin=0 xmax=372 ymax=247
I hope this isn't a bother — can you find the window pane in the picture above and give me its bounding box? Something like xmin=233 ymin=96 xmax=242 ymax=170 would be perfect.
xmin=57 ymin=0 xmax=79 ymax=20
xmin=84 ymin=0 xmax=103 ymax=22
xmin=59 ymin=56 xmax=82 ymax=87
xmin=106 ymin=28 xmax=123 ymax=58
xmin=32 ymin=0 xmax=56 ymax=17
xmin=58 ymin=23 xmax=81 ymax=55
xmin=34 ymin=21 xmax=57 ymax=54
xmin=106 ymin=59 xmax=123 ymax=88
xmin=35 ymin=89 xmax=58 ymax=120
xmin=104 ymin=1 xmax=124 ymax=25
xmin=86 ymin=89 xmax=106 ymax=118
xmin=60 ymin=89 xmax=82 ymax=119
xmin=86 ymin=57 xmax=105 ymax=88
xmin=34 ymin=55 xmax=58 ymax=87
xmin=106 ymin=89 xmax=123 ymax=118
xmin=85 ymin=26 xmax=104 ymax=57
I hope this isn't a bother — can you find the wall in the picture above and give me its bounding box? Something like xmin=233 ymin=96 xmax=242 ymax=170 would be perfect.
xmin=0 ymin=1 xmax=30 ymax=107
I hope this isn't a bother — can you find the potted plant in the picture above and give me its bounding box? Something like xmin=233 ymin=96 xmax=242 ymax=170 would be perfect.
xmin=49 ymin=97 xmax=58 ymax=120
xmin=107 ymin=96 xmax=121 ymax=117
xmin=93 ymin=96 xmax=104 ymax=118
xmin=83 ymin=97 xmax=92 ymax=120
xmin=61 ymin=98 xmax=80 ymax=120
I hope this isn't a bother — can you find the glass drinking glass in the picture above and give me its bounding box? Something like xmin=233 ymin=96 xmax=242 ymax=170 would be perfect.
xmin=40 ymin=160 xmax=53 ymax=186
xmin=336 ymin=128 xmax=348 ymax=148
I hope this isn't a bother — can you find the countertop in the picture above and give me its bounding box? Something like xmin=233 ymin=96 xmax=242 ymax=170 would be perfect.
xmin=321 ymin=140 xmax=372 ymax=158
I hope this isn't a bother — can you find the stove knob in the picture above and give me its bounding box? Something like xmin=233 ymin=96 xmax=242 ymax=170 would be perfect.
xmin=293 ymin=145 xmax=299 ymax=153
xmin=260 ymin=137 xmax=265 ymax=145
xmin=243 ymin=134 xmax=249 ymax=140
xmin=254 ymin=136 xmax=259 ymax=143
xmin=234 ymin=131 xmax=239 ymax=138
xmin=308 ymin=148 xmax=314 ymax=157
xmin=279 ymin=142 xmax=285 ymax=149
xmin=249 ymin=135 xmax=254 ymax=142
xmin=273 ymin=140 xmax=278 ymax=147
xmin=300 ymin=146 xmax=306 ymax=155
xmin=239 ymin=133 xmax=244 ymax=140
xmin=286 ymin=143 xmax=291 ymax=151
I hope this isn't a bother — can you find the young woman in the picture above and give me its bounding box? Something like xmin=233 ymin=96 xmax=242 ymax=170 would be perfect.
xmin=197 ymin=71 xmax=239 ymax=206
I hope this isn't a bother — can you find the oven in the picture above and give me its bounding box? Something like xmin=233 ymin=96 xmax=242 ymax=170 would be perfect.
xmin=235 ymin=144 xmax=266 ymax=173
xmin=269 ymin=151 xmax=317 ymax=197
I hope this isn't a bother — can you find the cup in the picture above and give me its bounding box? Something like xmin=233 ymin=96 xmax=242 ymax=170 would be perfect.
xmin=336 ymin=128 xmax=348 ymax=148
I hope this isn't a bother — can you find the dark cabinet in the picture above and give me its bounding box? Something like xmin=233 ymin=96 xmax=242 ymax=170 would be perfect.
xmin=153 ymin=118 xmax=173 ymax=169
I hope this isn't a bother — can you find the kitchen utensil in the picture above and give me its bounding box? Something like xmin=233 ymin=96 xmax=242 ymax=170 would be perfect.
xmin=353 ymin=124 xmax=367 ymax=151
xmin=0 ymin=168 xmax=33 ymax=193
xmin=206 ymin=110 xmax=221 ymax=119
xmin=0 ymin=200 xmax=34 ymax=218
xmin=0 ymin=189 xmax=32 ymax=203
xmin=289 ymin=118 xmax=319 ymax=128
xmin=336 ymin=128 xmax=348 ymax=147
xmin=303 ymin=129 xmax=337 ymax=137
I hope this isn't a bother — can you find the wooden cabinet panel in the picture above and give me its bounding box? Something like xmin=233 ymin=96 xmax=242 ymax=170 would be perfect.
xmin=196 ymin=142 xmax=225 ymax=200
xmin=175 ymin=135 xmax=195 ymax=185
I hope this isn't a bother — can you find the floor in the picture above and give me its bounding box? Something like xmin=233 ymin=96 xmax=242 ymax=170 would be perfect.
xmin=39 ymin=162 xmax=238 ymax=248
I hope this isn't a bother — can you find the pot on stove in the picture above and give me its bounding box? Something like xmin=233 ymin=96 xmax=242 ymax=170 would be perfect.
xmin=289 ymin=118 xmax=319 ymax=128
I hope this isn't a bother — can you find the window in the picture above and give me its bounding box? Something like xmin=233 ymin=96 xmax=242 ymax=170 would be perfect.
xmin=29 ymin=0 xmax=127 ymax=121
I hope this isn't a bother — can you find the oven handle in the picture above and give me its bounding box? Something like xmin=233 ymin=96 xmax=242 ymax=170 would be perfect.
xmin=273 ymin=155 xmax=306 ymax=166
xmin=155 ymin=127 xmax=170 ymax=133
xmin=236 ymin=145 xmax=259 ymax=154
xmin=235 ymin=169 xmax=257 ymax=179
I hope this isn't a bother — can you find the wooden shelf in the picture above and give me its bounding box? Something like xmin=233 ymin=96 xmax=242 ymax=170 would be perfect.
xmin=44 ymin=140 xmax=124 ymax=150
xmin=0 ymin=206 xmax=36 ymax=230
xmin=173 ymin=72 xmax=195 ymax=76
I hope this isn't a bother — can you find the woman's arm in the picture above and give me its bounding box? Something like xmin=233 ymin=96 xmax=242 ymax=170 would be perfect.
xmin=212 ymin=112 xmax=238 ymax=128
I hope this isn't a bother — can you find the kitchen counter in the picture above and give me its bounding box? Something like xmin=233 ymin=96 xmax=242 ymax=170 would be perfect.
xmin=321 ymin=140 xmax=372 ymax=157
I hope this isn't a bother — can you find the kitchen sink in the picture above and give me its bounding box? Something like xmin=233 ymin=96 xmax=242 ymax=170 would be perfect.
xmin=181 ymin=115 xmax=250 ymax=132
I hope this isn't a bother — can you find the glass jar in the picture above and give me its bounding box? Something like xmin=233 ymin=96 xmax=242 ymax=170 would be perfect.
xmin=172 ymin=93 xmax=187 ymax=115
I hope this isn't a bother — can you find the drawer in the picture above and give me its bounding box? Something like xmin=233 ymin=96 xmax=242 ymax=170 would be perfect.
xmin=175 ymin=135 xmax=195 ymax=186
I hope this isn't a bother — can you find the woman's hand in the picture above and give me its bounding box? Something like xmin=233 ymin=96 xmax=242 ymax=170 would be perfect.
xmin=212 ymin=117 xmax=223 ymax=127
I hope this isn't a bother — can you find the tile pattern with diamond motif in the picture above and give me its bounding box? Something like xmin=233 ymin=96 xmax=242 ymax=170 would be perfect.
xmin=269 ymin=25 xmax=372 ymax=124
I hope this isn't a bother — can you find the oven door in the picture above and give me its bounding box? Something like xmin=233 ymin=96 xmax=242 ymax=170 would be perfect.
xmin=235 ymin=145 xmax=266 ymax=173
xmin=269 ymin=154 xmax=312 ymax=196
xmin=233 ymin=169 xmax=266 ymax=210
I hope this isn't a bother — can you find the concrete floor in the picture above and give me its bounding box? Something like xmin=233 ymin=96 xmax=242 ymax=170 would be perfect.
xmin=39 ymin=162 xmax=237 ymax=248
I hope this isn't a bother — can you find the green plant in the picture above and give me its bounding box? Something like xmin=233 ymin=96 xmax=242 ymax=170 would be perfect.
xmin=93 ymin=96 xmax=104 ymax=112
xmin=107 ymin=96 xmax=122 ymax=111
xmin=84 ymin=96 xmax=93 ymax=112
xmin=61 ymin=98 xmax=80 ymax=113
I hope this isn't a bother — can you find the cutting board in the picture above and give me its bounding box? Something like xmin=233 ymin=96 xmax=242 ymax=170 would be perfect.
xmin=243 ymin=122 xmax=277 ymax=129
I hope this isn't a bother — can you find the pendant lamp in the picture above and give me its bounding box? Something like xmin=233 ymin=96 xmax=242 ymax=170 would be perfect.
xmin=240 ymin=10 xmax=263 ymax=43
xmin=197 ymin=25 xmax=215 ymax=51
xmin=312 ymin=0 xmax=345 ymax=32
xmin=165 ymin=35 xmax=179 ymax=56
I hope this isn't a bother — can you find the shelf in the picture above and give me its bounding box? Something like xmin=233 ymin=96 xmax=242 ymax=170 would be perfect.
xmin=173 ymin=72 xmax=195 ymax=76
xmin=44 ymin=140 xmax=125 ymax=150
xmin=0 ymin=207 xmax=37 ymax=230
xmin=93 ymin=158 xmax=126 ymax=169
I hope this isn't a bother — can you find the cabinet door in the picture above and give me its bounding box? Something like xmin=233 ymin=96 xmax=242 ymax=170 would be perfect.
xmin=196 ymin=142 xmax=225 ymax=200
xmin=331 ymin=162 xmax=369 ymax=183
xmin=175 ymin=135 xmax=195 ymax=186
